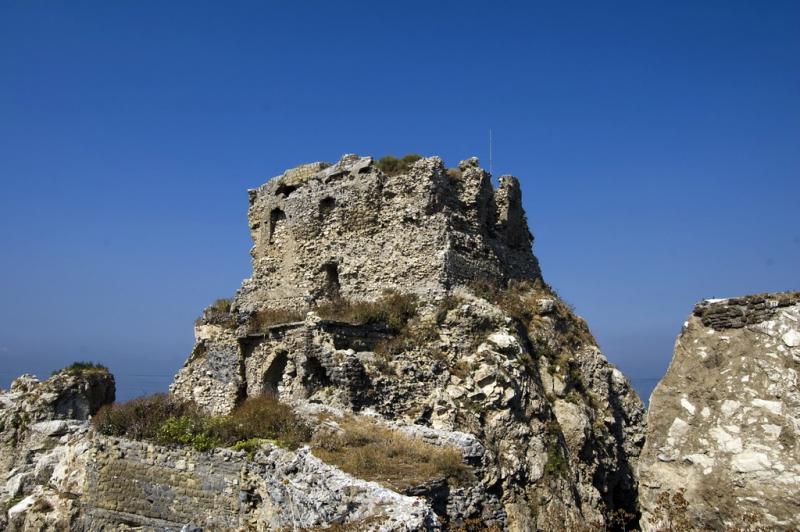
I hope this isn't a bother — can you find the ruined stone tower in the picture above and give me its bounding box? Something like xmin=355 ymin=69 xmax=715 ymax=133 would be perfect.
xmin=234 ymin=154 xmax=541 ymax=313
xmin=170 ymin=153 xmax=645 ymax=530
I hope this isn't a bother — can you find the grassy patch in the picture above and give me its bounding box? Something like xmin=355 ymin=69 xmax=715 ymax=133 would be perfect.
xmin=3 ymin=495 xmax=24 ymax=513
xmin=196 ymin=298 xmax=237 ymax=329
xmin=93 ymin=394 xmax=198 ymax=440
xmin=248 ymin=307 xmax=307 ymax=333
xmin=209 ymin=298 xmax=232 ymax=313
xmin=469 ymin=279 xmax=596 ymax=361
xmin=315 ymin=290 xmax=418 ymax=332
xmin=375 ymin=154 xmax=423 ymax=176
xmin=312 ymin=416 xmax=471 ymax=491
xmin=52 ymin=361 xmax=109 ymax=377
xmin=93 ymin=394 xmax=311 ymax=452
xmin=544 ymin=420 xmax=569 ymax=478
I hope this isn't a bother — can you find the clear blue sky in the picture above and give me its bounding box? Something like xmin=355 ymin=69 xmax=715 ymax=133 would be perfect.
xmin=1 ymin=1 xmax=798 ymax=401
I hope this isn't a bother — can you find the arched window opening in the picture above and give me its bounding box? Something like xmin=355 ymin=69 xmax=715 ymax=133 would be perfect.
xmin=263 ymin=351 xmax=288 ymax=395
xmin=322 ymin=262 xmax=340 ymax=299
xmin=302 ymin=356 xmax=331 ymax=392
xmin=275 ymin=183 xmax=298 ymax=198
xmin=269 ymin=208 xmax=286 ymax=243
xmin=319 ymin=196 xmax=336 ymax=217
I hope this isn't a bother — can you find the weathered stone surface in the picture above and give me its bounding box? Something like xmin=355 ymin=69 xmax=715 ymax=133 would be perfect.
xmin=639 ymin=292 xmax=800 ymax=530
xmin=235 ymin=154 xmax=541 ymax=313
xmin=0 ymin=370 xmax=114 ymax=479
xmin=0 ymin=369 xmax=114 ymax=531
xmin=171 ymin=155 xmax=646 ymax=530
xmin=5 ymin=154 xmax=649 ymax=531
xmin=2 ymin=373 xmax=439 ymax=531
xmin=171 ymin=323 xmax=245 ymax=414
xmin=73 ymin=435 xmax=438 ymax=531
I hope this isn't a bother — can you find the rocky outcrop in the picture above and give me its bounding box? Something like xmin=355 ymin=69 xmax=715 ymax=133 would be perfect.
xmin=172 ymin=155 xmax=646 ymax=530
xmin=639 ymin=292 xmax=800 ymax=530
xmin=0 ymin=369 xmax=115 ymax=531
xmin=77 ymin=435 xmax=438 ymax=531
xmin=1 ymin=370 xmax=439 ymax=531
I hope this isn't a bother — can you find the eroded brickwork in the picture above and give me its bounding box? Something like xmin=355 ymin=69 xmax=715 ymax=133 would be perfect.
xmin=235 ymin=155 xmax=541 ymax=313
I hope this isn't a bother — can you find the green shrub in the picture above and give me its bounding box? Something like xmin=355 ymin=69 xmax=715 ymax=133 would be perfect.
xmin=157 ymin=415 xmax=222 ymax=451
xmin=52 ymin=361 xmax=109 ymax=377
xmin=232 ymin=438 xmax=267 ymax=459
xmin=92 ymin=394 xmax=198 ymax=440
xmin=376 ymin=154 xmax=423 ymax=176
xmin=93 ymin=393 xmax=311 ymax=452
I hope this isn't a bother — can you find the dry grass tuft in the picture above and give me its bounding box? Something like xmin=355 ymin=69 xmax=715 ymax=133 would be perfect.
xmin=311 ymin=416 xmax=472 ymax=491
xmin=52 ymin=361 xmax=110 ymax=377
xmin=93 ymin=394 xmax=198 ymax=440
xmin=248 ymin=307 xmax=307 ymax=333
xmin=315 ymin=290 xmax=418 ymax=332
xmin=375 ymin=154 xmax=423 ymax=176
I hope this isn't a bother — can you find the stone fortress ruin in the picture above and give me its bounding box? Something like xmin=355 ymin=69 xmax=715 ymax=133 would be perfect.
xmin=4 ymin=151 xmax=796 ymax=531
xmin=168 ymin=153 xmax=647 ymax=529
xmin=236 ymin=154 xmax=541 ymax=314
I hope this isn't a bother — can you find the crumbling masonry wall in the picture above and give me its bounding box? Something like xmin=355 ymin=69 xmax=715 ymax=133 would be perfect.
xmin=234 ymin=154 xmax=541 ymax=314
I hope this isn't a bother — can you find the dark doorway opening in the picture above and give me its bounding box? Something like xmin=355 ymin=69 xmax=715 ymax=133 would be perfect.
xmin=269 ymin=208 xmax=286 ymax=243
xmin=322 ymin=262 xmax=340 ymax=299
xmin=263 ymin=351 xmax=288 ymax=394
xmin=319 ymin=196 xmax=336 ymax=217
xmin=302 ymin=356 xmax=332 ymax=393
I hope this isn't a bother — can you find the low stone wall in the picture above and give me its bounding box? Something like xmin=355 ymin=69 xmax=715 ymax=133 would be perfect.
xmin=693 ymin=292 xmax=800 ymax=330
xmin=74 ymin=435 xmax=437 ymax=531
xmin=80 ymin=437 xmax=245 ymax=530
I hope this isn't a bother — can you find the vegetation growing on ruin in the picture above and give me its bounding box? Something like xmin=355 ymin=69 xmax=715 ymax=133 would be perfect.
xmin=375 ymin=153 xmax=423 ymax=176
xmin=92 ymin=394 xmax=471 ymax=489
xmin=311 ymin=415 xmax=472 ymax=491
xmin=248 ymin=307 xmax=307 ymax=332
xmin=93 ymin=394 xmax=311 ymax=451
xmin=469 ymin=279 xmax=596 ymax=361
xmin=315 ymin=290 xmax=418 ymax=332
xmin=209 ymin=298 xmax=232 ymax=313
xmin=92 ymin=394 xmax=199 ymax=440
xmin=196 ymin=297 xmax=238 ymax=328
xmin=52 ymin=361 xmax=109 ymax=377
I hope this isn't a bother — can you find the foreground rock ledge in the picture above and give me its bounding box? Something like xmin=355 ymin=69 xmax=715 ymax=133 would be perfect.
xmin=638 ymin=291 xmax=800 ymax=531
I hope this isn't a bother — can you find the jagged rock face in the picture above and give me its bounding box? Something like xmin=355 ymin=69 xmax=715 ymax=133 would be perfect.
xmin=175 ymin=290 xmax=645 ymax=530
xmin=0 ymin=370 xmax=115 ymax=531
xmin=1 ymin=369 xmax=439 ymax=531
xmin=75 ymin=435 xmax=438 ymax=531
xmin=3 ymin=420 xmax=440 ymax=531
xmin=172 ymin=155 xmax=646 ymax=530
xmin=236 ymin=155 xmax=541 ymax=313
xmin=0 ymin=371 xmax=115 ymax=473
xmin=639 ymin=292 xmax=800 ymax=531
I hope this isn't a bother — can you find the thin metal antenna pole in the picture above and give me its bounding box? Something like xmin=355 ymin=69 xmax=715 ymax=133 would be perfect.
xmin=489 ymin=128 xmax=493 ymax=174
